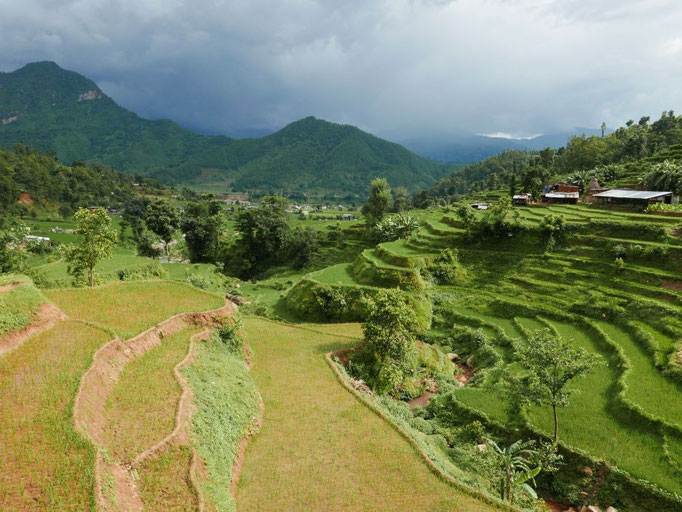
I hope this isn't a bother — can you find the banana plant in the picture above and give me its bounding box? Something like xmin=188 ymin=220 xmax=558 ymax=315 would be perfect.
xmin=486 ymin=438 xmax=541 ymax=503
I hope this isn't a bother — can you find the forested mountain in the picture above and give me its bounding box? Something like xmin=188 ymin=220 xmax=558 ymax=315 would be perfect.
xmin=0 ymin=145 xmax=142 ymax=214
xmin=0 ymin=62 xmax=448 ymax=196
xmin=415 ymin=112 xmax=682 ymax=205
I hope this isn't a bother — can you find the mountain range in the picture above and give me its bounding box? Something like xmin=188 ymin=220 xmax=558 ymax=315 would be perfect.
xmin=0 ymin=62 xmax=448 ymax=197
xmin=401 ymin=128 xmax=611 ymax=164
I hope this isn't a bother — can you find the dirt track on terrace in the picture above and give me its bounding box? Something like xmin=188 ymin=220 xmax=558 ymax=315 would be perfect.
xmin=72 ymin=301 xmax=233 ymax=511
xmin=0 ymin=302 xmax=67 ymax=357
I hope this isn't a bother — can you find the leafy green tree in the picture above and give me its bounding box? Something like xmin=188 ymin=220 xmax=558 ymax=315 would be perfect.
xmin=288 ymin=227 xmax=320 ymax=269
xmin=145 ymin=200 xmax=180 ymax=255
xmin=181 ymin=200 xmax=226 ymax=263
xmin=508 ymin=174 xmax=517 ymax=198
xmin=230 ymin=196 xmax=291 ymax=277
xmin=358 ymin=289 xmax=419 ymax=394
xmin=122 ymin=197 xmax=150 ymax=241
xmin=455 ymin=201 xmax=477 ymax=230
xmin=392 ymin=186 xmax=411 ymax=212
xmin=510 ymin=329 xmax=603 ymax=443
xmin=362 ymin=178 xmax=392 ymax=226
xmin=0 ymin=217 xmax=28 ymax=273
xmin=65 ymin=208 xmax=117 ymax=286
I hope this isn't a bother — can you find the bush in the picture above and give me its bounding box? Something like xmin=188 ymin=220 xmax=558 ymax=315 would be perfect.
xmin=117 ymin=262 xmax=168 ymax=281
xmin=423 ymin=248 xmax=465 ymax=285
xmin=213 ymin=317 xmax=244 ymax=355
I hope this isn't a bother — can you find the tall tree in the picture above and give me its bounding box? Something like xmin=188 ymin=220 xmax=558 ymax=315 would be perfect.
xmin=230 ymin=196 xmax=291 ymax=277
xmin=145 ymin=200 xmax=180 ymax=255
xmin=359 ymin=289 xmax=418 ymax=394
xmin=510 ymin=329 xmax=603 ymax=443
xmin=362 ymin=178 xmax=392 ymax=226
xmin=65 ymin=208 xmax=117 ymax=286
xmin=181 ymin=200 xmax=226 ymax=263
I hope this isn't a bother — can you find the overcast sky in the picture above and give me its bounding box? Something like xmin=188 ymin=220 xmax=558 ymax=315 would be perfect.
xmin=1 ymin=0 xmax=682 ymax=140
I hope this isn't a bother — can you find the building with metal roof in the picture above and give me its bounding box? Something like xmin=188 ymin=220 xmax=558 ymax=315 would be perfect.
xmin=593 ymin=189 xmax=674 ymax=206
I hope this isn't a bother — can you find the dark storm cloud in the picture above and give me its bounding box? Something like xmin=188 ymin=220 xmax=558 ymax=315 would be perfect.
xmin=1 ymin=0 xmax=682 ymax=139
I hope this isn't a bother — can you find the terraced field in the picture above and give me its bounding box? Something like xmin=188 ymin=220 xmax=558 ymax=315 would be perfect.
xmin=237 ymin=318 xmax=501 ymax=512
xmin=0 ymin=278 xmax=237 ymax=511
xmin=279 ymin=204 xmax=682 ymax=510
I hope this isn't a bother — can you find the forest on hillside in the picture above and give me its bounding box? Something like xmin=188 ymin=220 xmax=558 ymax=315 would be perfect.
xmin=417 ymin=111 xmax=682 ymax=206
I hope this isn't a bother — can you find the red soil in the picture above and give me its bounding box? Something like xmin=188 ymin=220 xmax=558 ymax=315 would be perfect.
xmin=72 ymin=301 xmax=234 ymax=511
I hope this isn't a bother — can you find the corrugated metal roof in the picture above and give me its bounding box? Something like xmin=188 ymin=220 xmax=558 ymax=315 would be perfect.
xmin=593 ymin=189 xmax=672 ymax=200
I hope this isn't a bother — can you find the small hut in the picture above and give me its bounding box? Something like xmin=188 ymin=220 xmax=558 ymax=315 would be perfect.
xmin=586 ymin=178 xmax=608 ymax=196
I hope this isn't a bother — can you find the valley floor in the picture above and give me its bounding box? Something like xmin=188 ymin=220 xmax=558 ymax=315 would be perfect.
xmin=236 ymin=317 xmax=498 ymax=512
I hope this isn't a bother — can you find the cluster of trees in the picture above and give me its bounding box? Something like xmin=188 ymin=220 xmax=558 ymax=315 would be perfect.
xmin=417 ymin=110 xmax=682 ymax=205
xmin=0 ymin=145 xmax=144 ymax=216
xmin=119 ymin=195 xmax=323 ymax=279
xmin=361 ymin=178 xmax=419 ymax=241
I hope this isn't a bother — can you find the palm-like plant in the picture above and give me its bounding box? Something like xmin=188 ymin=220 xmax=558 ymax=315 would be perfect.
xmin=639 ymin=160 xmax=682 ymax=194
xmin=486 ymin=438 xmax=541 ymax=503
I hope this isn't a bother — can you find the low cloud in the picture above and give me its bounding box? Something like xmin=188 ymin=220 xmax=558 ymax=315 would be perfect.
xmin=1 ymin=0 xmax=681 ymax=139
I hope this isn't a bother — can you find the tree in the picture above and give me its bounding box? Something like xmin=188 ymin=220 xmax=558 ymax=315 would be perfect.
xmin=357 ymin=289 xmax=419 ymax=394
xmin=65 ymin=208 xmax=117 ymax=286
xmin=455 ymin=201 xmax=477 ymax=230
xmin=392 ymin=186 xmax=410 ymax=212
xmin=145 ymin=200 xmax=180 ymax=254
xmin=486 ymin=439 xmax=540 ymax=503
xmin=287 ymin=227 xmax=320 ymax=269
xmin=230 ymin=196 xmax=291 ymax=277
xmin=510 ymin=329 xmax=603 ymax=443
xmin=0 ymin=217 xmax=28 ymax=273
xmin=508 ymin=174 xmax=517 ymax=198
xmin=181 ymin=200 xmax=226 ymax=263
xmin=361 ymin=178 xmax=392 ymax=226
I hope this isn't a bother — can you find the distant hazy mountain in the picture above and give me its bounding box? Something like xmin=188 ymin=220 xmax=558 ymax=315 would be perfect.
xmin=402 ymin=128 xmax=610 ymax=163
xmin=0 ymin=62 xmax=447 ymax=195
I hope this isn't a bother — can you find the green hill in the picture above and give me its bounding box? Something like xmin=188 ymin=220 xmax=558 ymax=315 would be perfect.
xmin=0 ymin=62 xmax=447 ymax=196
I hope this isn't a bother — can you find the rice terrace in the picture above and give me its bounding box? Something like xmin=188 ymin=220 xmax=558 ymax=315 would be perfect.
xmin=4 ymin=6 xmax=682 ymax=510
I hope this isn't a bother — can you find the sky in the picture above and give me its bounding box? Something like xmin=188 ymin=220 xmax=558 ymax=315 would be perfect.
xmin=1 ymin=0 xmax=682 ymax=141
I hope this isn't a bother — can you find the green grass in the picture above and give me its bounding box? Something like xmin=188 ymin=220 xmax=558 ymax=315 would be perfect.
xmin=34 ymin=252 xmax=153 ymax=284
xmin=103 ymin=327 xmax=201 ymax=462
xmin=184 ymin=333 xmax=261 ymax=512
xmin=310 ymin=263 xmax=360 ymax=285
xmin=595 ymin=320 xmax=682 ymax=430
xmin=0 ymin=321 xmax=110 ymax=510
xmin=0 ymin=274 xmax=46 ymax=336
xmin=237 ymin=317 xmax=499 ymax=511
xmin=46 ymin=281 xmax=223 ymax=338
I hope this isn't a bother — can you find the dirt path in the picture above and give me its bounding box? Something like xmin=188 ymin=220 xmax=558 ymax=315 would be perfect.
xmin=0 ymin=302 xmax=67 ymax=357
xmin=236 ymin=318 xmax=500 ymax=512
xmin=0 ymin=282 xmax=20 ymax=292
xmin=73 ymin=301 xmax=233 ymax=512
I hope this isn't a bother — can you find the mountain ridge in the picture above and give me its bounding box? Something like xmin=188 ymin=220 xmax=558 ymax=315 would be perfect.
xmin=0 ymin=61 xmax=447 ymax=196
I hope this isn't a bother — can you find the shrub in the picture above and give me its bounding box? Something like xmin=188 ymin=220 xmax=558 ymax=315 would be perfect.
xmin=117 ymin=262 xmax=168 ymax=281
xmin=213 ymin=317 xmax=244 ymax=355
xmin=423 ymin=248 xmax=464 ymax=285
